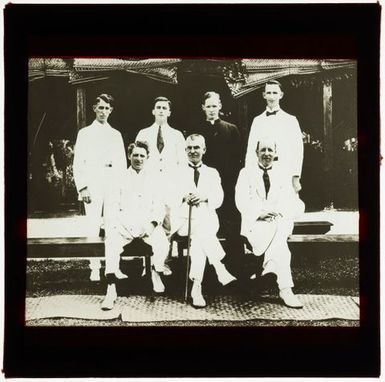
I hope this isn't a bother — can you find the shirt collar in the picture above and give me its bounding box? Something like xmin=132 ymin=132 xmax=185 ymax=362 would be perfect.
xmin=265 ymin=107 xmax=281 ymax=113
xmin=206 ymin=118 xmax=220 ymax=125
xmin=258 ymin=163 xmax=273 ymax=171
xmin=188 ymin=161 xmax=203 ymax=169
xmin=92 ymin=119 xmax=111 ymax=128
xmin=128 ymin=166 xmax=146 ymax=176
xmin=152 ymin=122 xmax=170 ymax=130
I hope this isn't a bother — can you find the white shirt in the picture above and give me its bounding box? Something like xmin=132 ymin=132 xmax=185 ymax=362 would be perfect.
xmin=245 ymin=108 xmax=304 ymax=177
xmin=135 ymin=122 xmax=187 ymax=177
xmin=111 ymin=167 xmax=166 ymax=234
xmin=235 ymin=164 xmax=304 ymax=236
xmin=170 ymin=163 xmax=223 ymax=235
xmin=73 ymin=120 xmax=127 ymax=193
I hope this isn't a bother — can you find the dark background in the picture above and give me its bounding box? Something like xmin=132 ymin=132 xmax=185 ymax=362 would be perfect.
xmin=4 ymin=3 xmax=380 ymax=378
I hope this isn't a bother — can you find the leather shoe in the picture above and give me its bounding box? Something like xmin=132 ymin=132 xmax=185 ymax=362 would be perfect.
xmin=279 ymin=288 xmax=303 ymax=309
xmin=151 ymin=269 xmax=165 ymax=293
xmin=101 ymin=284 xmax=117 ymax=311
xmin=191 ymin=282 xmax=206 ymax=308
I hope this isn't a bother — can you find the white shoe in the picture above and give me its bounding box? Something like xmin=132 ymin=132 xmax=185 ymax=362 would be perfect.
xmin=191 ymin=282 xmax=206 ymax=308
xmin=151 ymin=269 xmax=165 ymax=293
xmin=279 ymin=288 xmax=303 ymax=309
xmin=161 ymin=264 xmax=172 ymax=276
xmin=215 ymin=263 xmax=237 ymax=286
xmin=114 ymin=270 xmax=128 ymax=279
xmin=90 ymin=269 xmax=100 ymax=281
xmin=101 ymin=284 xmax=117 ymax=311
xmin=262 ymin=260 xmax=277 ymax=276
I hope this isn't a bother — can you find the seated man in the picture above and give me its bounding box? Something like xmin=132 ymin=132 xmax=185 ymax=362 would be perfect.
xmin=170 ymin=134 xmax=236 ymax=308
xmin=101 ymin=141 xmax=170 ymax=310
xmin=235 ymin=137 xmax=305 ymax=308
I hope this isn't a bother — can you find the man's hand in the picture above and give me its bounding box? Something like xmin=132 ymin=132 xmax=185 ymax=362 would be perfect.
xmin=142 ymin=222 xmax=156 ymax=238
xmin=292 ymin=176 xmax=302 ymax=193
xmin=258 ymin=211 xmax=281 ymax=222
xmin=79 ymin=187 xmax=91 ymax=204
xmin=184 ymin=193 xmax=208 ymax=206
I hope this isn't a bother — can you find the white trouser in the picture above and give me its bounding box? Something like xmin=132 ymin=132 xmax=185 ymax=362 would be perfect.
xmin=177 ymin=221 xmax=225 ymax=283
xmin=104 ymin=224 xmax=170 ymax=275
xmin=246 ymin=218 xmax=294 ymax=290
xmin=83 ymin=194 xmax=104 ymax=237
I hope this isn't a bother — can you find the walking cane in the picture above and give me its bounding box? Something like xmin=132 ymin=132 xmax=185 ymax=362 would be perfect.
xmin=184 ymin=202 xmax=193 ymax=302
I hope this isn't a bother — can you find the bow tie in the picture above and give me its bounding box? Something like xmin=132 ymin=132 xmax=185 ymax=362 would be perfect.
xmin=266 ymin=110 xmax=278 ymax=117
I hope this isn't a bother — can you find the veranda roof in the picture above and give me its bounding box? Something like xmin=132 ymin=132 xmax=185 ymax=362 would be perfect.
xmin=28 ymin=58 xmax=356 ymax=96
xmin=28 ymin=58 xmax=182 ymax=84
xmin=224 ymin=59 xmax=356 ymax=98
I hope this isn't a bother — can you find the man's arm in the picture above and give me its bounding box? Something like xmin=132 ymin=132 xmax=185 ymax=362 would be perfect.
xmin=73 ymin=129 xmax=92 ymax=202
xmin=290 ymin=116 xmax=304 ymax=192
xmin=114 ymin=132 xmax=127 ymax=171
xmin=245 ymin=118 xmax=258 ymax=168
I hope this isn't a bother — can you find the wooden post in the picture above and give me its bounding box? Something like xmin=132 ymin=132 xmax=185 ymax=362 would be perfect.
xmin=323 ymin=81 xmax=334 ymax=208
xmin=237 ymin=97 xmax=249 ymax=164
xmin=323 ymin=82 xmax=333 ymax=171
xmin=76 ymin=87 xmax=86 ymax=131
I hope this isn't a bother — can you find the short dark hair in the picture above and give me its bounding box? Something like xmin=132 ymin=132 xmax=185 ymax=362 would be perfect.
xmin=153 ymin=96 xmax=171 ymax=109
xmin=94 ymin=93 xmax=114 ymax=107
xmin=202 ymin=91 xmax=221 ymax=104
xmin=127 ymin=140 xmax=150 ymax=156
xmin=264 ymin=80 xmax=283 ymax=91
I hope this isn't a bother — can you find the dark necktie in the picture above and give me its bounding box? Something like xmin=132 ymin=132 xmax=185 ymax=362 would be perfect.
xmin=157 ymin=125 xmax=164 ymax=153
xmin=266 ymin=110 xmax=278 ymax=117
xmin=259 ymin=165 xmax=271 ymax=198
xmin=189 ymin=163 xmax=201 ymax=186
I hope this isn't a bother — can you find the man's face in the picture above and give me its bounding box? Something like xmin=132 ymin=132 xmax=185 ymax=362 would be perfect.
xmin=186 ymin=137 xmax=206 ymax=165
xmin=202 ymin=96 xmax=221 ymax=121
xmin=257 ymin=141 xmax=276 ymax=168
xmin=263 ymin=84 xmax=284 ymax=109
xmin=152 ymin=101 xmax=171 ymax=124
xmin=93 ymin=99 xmax=113 ymax=124
xmin=129 ymin=146 xmax=148 ymax=172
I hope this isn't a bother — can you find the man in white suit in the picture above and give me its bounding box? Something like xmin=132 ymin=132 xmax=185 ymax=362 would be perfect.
xmin=135 ymin=96 xmax=186 ymax=273
xmin=135 ymin=96 xmax=186 ymax=177
xmin=170 ymin=134 xmax=236 ymax=308
xmin=101 ymin=141 xmax=170 ymax=310
xmin=236 ymin=137 xmax=304 ymax=308
xmin=73 ymin=94 xmax=127 ymax=280
xmin=245 ymin=80 xmax=303 ymax=194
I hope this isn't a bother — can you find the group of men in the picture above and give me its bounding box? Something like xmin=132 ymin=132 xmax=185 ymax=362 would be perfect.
xmin=73 ymin=80 xmax=305 ymax=311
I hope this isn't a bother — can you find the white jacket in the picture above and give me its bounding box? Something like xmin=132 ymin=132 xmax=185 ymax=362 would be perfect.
xmin=170 ymin=163 xmax=223 ymax=236
xmin=73 ymin=120 xmax=127 ymax=195
xmin=235 ymin=164 xmax=304 ymax=237
xmin=245 ymin=109 xmax=303 ymax=178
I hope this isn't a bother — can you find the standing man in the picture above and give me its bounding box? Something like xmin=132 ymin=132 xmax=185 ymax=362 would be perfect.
xmin=235 ymin=137 xmax=304 ymax=308
xmin=73 ymin=93 xmax=127 ymax=280
xmin=135 ymin=96 xmax=186 ymax=179
xmin=171 ymin=134 xmax=236 ymax=308
xmin=136 ymin=96 xmax=186 ymax=273
xmin=245 ymin=80 xmax=303 ymax=193
xmin=101 ymin=141 xmax=170 ymax=310
xmin=198 ymin=91 xmax=243 ymax=238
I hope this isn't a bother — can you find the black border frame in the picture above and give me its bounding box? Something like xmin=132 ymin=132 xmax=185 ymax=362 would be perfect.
xmin=4 ymin=3 xmax=381 ymax=377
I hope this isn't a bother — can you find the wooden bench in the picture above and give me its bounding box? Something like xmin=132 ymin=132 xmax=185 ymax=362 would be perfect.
xmin=27 ymin=221 xmax=359 ymax=282
xmin=27 ymin=236 xmax=153 ymax=284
